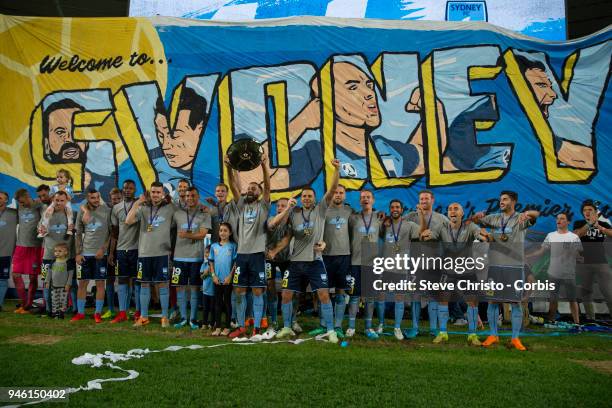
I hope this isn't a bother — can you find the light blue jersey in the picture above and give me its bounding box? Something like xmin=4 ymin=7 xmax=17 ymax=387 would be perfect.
xmin=209 ymin=241 xmax=237 ymax=283
xmin=201 ymin=261 xmax=214 ymax=296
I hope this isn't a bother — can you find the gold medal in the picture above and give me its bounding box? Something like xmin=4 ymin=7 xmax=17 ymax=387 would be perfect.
xmin=500 ymin=233 xmax=508 ymax=242
xmin=304 ymin=228 xmax=312 ymax=236
xmin=146 ymin=224 xmax=153 ymax=232
xmin=394 ymin=243 xmax=401 ymax=252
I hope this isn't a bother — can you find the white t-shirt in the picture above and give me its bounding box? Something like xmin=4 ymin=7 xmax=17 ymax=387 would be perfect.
xmin=542 ymin=231 xmax=583 ymax=279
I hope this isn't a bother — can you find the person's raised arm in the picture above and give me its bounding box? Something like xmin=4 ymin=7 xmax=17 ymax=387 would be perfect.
xmin=268 ymin=198 xmax=296 ymax=230
xmin=261 ymin=154 xmax=271 ymax=203
xmin=323 ymin=159 xmax=341 ymax=206
xmin=125 ymin=194 xmax=145 ymax=225
xmin=224 ymin=155 xmax=241 ymax=203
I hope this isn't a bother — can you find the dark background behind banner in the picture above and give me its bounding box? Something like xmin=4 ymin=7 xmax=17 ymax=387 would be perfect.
xmin=0 ymin=0 xmax=610 ymax=39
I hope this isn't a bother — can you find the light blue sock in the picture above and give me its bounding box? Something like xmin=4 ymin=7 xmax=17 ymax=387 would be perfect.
xmin=133 ymin=283 xmax=140 ymax=311
xmin=318 ymin=299 xmax=324 ymax=327
xmin=511 ymin=303 xmax=522 ymax=339
xmin=77 ymin=298 xmax=86 ymax=315
xmin=231 ymin=291 xmax=237 ymax=320
xmin=467 ymin=305 xmax=478 ymax=334
xmin=0 ymin=280 xmax=7 ymax=307
xmin=281 ymin=301 xmax=292 ymax=328
xmin=95 ymin=299 xmax=104 ymax=314
xmin=177 ymin=289 xmax=187 ymax=320
xmin=428 ymin=301 xmax=438 ymax=332
xmin=487 ymin=303 xmax=498 ymax=336
xmin=348 ymin=297 xmax=359 ymax=330
xmin=105 ymin=281 xmax=114 ymax=312
xmin=159 ymin=286 xmax=169 ymax=318
xmin=237 ymin=293 xmax=247 ymax=327
xmin=376 ymin=300 xmax=385 ymax=327
xmin=43 ymin=287 xmax=51 ymax=312
xmin=140 ymin=286 xmax=151 ymax=318
xmin=334 ymin=295 xmax=346 ymax=329
xmin=438 ymin=304 xmax=449 ymax=332
xmin=394 ymin=301 xmax=404 ymax=329
xmin=253 ymin=294 xmax=264 ymax=329
xmin=267 ymin=292 xmax=277 ymax=324
xmin=320 ymin=301 xmax=334 ymax=331
xmin=126 ymin=284 xmax=132 ymax=311
xmin=365 ymin=300 xmax=375 ymax=330
xmin=190 ymin=288 xmax=200 ymax=322
xmin=412 ymin=301 xmax=421 ymax=330
xmin=118 ymin=284 xmax=128 ymax=311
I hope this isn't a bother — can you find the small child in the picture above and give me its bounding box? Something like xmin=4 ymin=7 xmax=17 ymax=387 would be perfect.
xmin=200 ymin=245 xmax=215 ymax=330
xmin=47 ymin=243 xmax=73 ymax=318
xmin=209 ymin=222 xmax=237 ymax=336
xmin=39 ymin=169 xmax=74 ymax=237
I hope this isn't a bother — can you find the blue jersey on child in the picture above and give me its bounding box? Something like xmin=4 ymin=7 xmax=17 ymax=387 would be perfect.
xmin=201 ymin=260 xmax=214 ymax=296
xmin=208 ymin=241 xmax=237 ymax=283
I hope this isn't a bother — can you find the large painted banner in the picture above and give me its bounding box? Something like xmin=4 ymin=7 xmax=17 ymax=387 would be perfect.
xmin=0 ymin=15 xmax=610 ymax=231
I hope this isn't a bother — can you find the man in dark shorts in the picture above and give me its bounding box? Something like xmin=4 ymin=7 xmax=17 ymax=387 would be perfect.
xmin=73 ymin=189 xmax=112 ymax=323
xmin=0 ymin=191 xmax=18 ymax=310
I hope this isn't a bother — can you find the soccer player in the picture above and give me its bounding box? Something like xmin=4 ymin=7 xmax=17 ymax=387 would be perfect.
xmin=208 ymin=183 xmax=241 ymax=244
xmin=405 ymin=190 xmax=449 ymax=338
xmin=472 ymin=190 xmax=539 ymax=351
xmin=322 ymin=185 xmax=353 ymax=338
xmin=573 ymin=200 xmax=612 ymax=319
xmin=102 ymin=187 xmax=123 ymax=319
xmin=347 ymin=189 xmax=385 ymax=339
xmin=529 ymin=212 xmax=582 ymax=324
xmin=126 ymin=181 xmax=177 ymax=327
xmin=72 ymin=189 xmax=112 ymax=323
xmin=110 ymin=180 xmax=140 ymax=323
xmin=264 ymin=197 xmax=292 ymax=337
xmin=174 ymin=179 xmax=190 ymax=209
xmin=436 ymin=202 xmax=487 ymax=345
xmin=172 ymin=186 xmax=211 ymax=329
xmin=0 ymin=191 xmax=17 ymax=310
xmin=36 ymin=184 xmax=52 ymax=206
xmin=225 ymin=154 xmax=271 ymax=339
xmin=39 ymin=191 xmax=74 ymax=318
xmin=271 ymin=159 xmax=341 ymax=343
xmin=13 ymin=189 xmax=44 ymax=313
xmin=381 ymin=199 xmax=421 ymax=340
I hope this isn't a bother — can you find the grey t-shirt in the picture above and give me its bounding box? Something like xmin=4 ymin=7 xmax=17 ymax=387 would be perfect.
xmin=136 ymin=203 xmax=176 ymax=257
xmin=17 ymin=202 xmax=43 ymax=248
xmin=381 ymin=217 xmax=420 ymax=257
xmin=349 ymin=211 xmax=384 ymax=266
xmin=111 ymin=200 xmax=140 ymax=251
xmin=50 ymin=259 xmax=74 ymax=287
xmin=266 ymin=217 xmax=291 ymax=262
xmin=323 ymin=204 xmax=353 ymax=256
xmin=289 ymin=201 xmax=328 ymax=262
xmin=173 ymin=208 xmax=211 ymax=260
xmin=236 ymin=197 xmax=270 ymax=254
xmin=210 ymin=201 xmax=239 ymax=243
xmin=0 ymin=208 xmax=18 ymax=257
xmin=76 ymin=206 xmax=111 ymax=256
xmin=42 ymin=211 xmax=74 ymax=260
xmin=481 ymin=212 xmax=533 ymax=266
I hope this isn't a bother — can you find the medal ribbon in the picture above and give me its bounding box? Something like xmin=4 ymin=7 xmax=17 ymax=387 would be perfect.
xmin=391 ymin=218 xmax=402 ymax=243
xmin=362 ymin=211 xmax=373 ymax=236
xmin=149 ymin=205 xmax=161 ymax=226
xmin=302 ymin=207 xmax=313 ymax=229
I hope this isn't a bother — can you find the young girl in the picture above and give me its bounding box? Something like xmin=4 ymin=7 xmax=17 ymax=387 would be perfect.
xmin=46 ymin=243 xmax=73 ymax=318
xmin=39 ymin=169 xmax=74 ymax=237
xmin=209 ymin=222 xmax=237 ymax=336
xmin=200 ymin=245 xmax=215 ymax=330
